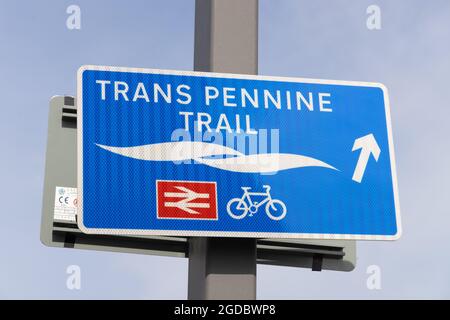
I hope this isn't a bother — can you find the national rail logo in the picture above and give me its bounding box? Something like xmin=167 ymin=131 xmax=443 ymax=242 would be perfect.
xmin=156 ymin=180 xmax=218 ymax=220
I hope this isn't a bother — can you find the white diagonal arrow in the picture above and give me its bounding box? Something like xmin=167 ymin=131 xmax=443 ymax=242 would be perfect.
xmin=352 ymin=134 xmax=381 ymax=183
xmin=164 ymin=186 xmax=210 ymax=214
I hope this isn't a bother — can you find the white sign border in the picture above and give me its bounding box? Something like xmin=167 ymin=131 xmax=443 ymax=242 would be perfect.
xmin=77 ymin=65 xmax=402 ymax=241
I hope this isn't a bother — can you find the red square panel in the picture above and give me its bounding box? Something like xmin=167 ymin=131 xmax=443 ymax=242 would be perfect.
xmin=156 ymin=180 xmax=217 ymax=220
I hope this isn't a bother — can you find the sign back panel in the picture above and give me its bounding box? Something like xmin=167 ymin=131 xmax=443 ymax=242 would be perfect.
xmin=78 ymin=65 xmax=401 ymax=240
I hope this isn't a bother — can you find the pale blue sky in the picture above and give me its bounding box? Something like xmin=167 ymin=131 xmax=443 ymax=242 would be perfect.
xmin=0 ymin=0 xmax=449 ymax=299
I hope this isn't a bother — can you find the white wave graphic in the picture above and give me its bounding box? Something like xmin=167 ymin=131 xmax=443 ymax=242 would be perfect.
xmin=196 ymin=153 xmax=337 ymax=173
xmin=96 ymin=141 xmax=243 ymax=161
xmin=96 ymin=141 xmax=337 ymax=173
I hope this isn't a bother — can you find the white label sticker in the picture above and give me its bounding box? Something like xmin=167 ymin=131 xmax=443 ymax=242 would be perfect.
xmin=54 ymin=186 xmax=77 ymax=222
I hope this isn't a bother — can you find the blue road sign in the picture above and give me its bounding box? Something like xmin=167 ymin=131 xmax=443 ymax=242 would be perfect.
xmin=77 ymin=65 xmax=401 ymax=240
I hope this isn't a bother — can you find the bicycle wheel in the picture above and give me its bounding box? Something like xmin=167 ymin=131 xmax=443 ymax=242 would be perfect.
xmin=227 ymin=198 xmax=248 ymax=219
xmin=265 ymin=199 xmax=287 ymax=221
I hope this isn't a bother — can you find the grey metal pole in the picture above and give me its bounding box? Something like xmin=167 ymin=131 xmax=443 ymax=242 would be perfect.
xmin=188 ymin=0 xmax=258 ymax=300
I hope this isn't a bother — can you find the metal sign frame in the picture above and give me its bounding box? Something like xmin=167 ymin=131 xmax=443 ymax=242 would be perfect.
xmin=41 ymin=95 xmax=355 ymax=271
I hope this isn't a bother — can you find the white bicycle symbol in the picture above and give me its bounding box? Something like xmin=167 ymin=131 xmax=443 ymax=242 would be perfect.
xmin=226 ymin=185 xmax=287 ymax=221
